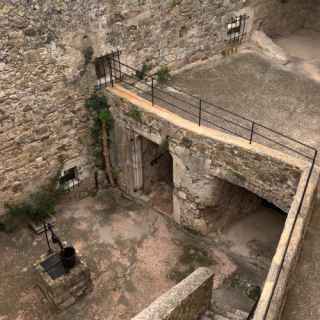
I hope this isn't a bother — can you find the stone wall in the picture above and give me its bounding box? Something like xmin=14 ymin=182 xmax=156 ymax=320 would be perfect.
xmin=107 ymin=85 xmax=303 ymax=234
xmin=141 ymin=137 xmax=173 ymax=194
xmin=305 ymin=0 xmax=320 ymax=32
xmin=131 ymin=267 xmax=214 ymax=320
xmin=0 ymin=0 xmax=310 ymax=212
xmin=251 ymin=0 xmax=310 ymax=37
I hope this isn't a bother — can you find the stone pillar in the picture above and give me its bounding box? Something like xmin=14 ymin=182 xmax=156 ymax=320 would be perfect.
xmin=130 ymin=132 xmax=143 ymax=192
xmin=172 ymin=153 xmax=228 ymax=234
xmin=171 ymin=146 xmax=261 ymax=235
xmin=112 ymin=123 xmax=144 ymax=195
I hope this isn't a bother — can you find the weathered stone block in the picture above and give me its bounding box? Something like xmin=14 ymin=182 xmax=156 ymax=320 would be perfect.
xmin=34 ymin=253 xmax=93 ymax=311
xmin=132 ymin=267 xmax=214 ymax=320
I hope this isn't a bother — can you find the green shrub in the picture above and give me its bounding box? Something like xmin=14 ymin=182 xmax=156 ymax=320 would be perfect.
xmin=85 ymin=93 xmax=110 ymax=114
xmin=127 ymin=106 xmax=143 ymax=122
xmin=135 ymin=63 xmax=151 ymax=80
xmin=0 ymin=216 xmax=19 ymax=234
xmin=5 ymin=189 xmax=60 ymax=223
xmin=156 ymin=65 xmax=171 ymax=84
xmin=85 ymin=93 xmax=113 ymax=168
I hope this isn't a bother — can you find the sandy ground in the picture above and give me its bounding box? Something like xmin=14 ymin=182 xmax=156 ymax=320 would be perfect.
xmin=223 ymin=207 xmax=285 ymax=262
xmin=0 ymin=190 xmax=284 ymax=320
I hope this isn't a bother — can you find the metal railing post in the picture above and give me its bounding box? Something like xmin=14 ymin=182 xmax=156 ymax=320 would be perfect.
xmin=199 ymin=99 xmax=202 ymax=126
xmin=250 ymin=121 xmax=255 ymax=144
xmin=152 ymin=78 xmax=154 ymax=105
xmin=246 ymin=287 xmax=261 ymax=320
xmin=108 ymin=57 xmax=114 ymax=87
xmin=117 ymin=49 xmax=122 ymax=80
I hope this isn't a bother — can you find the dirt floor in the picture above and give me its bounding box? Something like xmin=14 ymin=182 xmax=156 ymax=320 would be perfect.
xmin=0 ymin=189 xmax=284 ymax=320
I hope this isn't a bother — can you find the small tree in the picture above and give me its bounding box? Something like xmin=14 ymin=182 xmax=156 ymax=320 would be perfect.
xmin=85 ymin=93 xmax=115 ymax=186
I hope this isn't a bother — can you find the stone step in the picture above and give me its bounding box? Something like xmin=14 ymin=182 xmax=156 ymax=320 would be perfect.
xmin=199 ymin=309 xmax=249 ymax=320
xmin=225 ymin=310 xmax=249 ymax=320
xmin=214 ymin=314 xmax=231 ymax=320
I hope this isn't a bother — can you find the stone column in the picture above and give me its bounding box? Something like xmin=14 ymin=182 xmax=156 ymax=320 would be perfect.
xmin=171 ymin=145 xmax=261 ymax=235
xmin=112 ymin=122 xmax=144 ymax=195
xmin=130 ymin=132 xmax=143 ymax=193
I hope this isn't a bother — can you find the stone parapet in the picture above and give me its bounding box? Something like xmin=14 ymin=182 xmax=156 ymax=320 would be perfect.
xmin=131 ymin=267 xmax=214 ymax=320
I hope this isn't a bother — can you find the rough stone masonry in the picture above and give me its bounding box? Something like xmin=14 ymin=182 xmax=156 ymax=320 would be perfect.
xmin=0 ymin=0 xmax=314 ymax=213
xmin=108 ymin=88 xmax=303 ymax=234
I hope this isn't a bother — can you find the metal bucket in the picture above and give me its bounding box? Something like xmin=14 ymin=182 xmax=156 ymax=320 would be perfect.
xmin=60 ymin=246 xmax=76 ymax=269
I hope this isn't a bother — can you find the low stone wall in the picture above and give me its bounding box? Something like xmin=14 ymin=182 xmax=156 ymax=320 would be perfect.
xmin=131 ymin=267 xmax=214 ymax=320
xmin=253 ymin=166 xmax=320 ymax=320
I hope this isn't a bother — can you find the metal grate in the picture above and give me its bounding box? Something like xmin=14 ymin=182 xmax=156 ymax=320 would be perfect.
xmin=59 ymin=167 xmax=80 ymax=191
xmin=226 ymin=14 xmax=249 ymax=44
xmin=40 ymin=253 xmax=66 ymax=280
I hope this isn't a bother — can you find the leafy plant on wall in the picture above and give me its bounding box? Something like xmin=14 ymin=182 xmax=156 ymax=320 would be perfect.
xmin=85 ymin=93 xmax=115 ymax=186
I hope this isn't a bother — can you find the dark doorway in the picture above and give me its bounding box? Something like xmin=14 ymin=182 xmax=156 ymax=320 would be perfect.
xmin=141 ymin=137 xmax=174 ymax=216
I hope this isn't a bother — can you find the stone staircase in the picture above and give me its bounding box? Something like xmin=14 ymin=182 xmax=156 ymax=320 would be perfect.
xmin=200 ymin=308 xmax=249 ymax=320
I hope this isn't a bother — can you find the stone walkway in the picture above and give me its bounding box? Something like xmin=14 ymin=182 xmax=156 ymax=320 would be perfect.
xmin=170 ymin=50 xmax=320 ymax=162
xmin=282 ymin=199 xmax=320 ymax=320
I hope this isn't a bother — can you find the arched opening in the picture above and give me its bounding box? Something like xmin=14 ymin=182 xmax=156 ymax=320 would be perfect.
xmin=199 ymin=178 xmax=286 ymax=262
xmin=198 ymin=179 xmax=287 ymax=315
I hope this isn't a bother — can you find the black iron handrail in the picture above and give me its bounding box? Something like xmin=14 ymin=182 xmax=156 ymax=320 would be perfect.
xmin=100 ymin=52 xmax=318 ymax=320
xmin=108 ymin=57 xmax=316 ymax=156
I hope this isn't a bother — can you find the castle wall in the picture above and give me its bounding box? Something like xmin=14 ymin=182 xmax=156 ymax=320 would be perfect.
xmin=305 ymin=0 xmax=320 ymax=32
xmin=0 ymin=0 xmax=308 ymax=212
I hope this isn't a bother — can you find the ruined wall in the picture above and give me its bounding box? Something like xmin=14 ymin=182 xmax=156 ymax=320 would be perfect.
xmin=107 ymin=87 xmax=302 ymax=234
xmin=0 ymin=0 xmax=308 ymax=212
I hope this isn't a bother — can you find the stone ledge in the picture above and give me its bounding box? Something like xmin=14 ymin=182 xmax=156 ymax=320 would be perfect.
xmin=253 ymin=166 xmax=320 ymax=320
xmin=131 ymin=267 xmax=214 ymax=320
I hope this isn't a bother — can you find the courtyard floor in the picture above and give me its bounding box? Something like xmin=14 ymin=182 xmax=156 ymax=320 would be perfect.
xmin=0 ymin=189 xmax=283 ymax=320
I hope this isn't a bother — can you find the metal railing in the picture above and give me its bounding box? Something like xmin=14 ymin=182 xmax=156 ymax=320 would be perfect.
xmin=98 ymin=51 xmax=318 ymax=320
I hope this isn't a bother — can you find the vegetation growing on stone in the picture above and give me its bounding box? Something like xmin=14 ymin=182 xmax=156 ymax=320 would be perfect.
xmin=3 ymin=166 xmax=63 ymax=228
xmin=85 ymin=93 xmax=115 ymax=186
xmin=127 ymin=106 xmax=143 ymax=123
xmin=135 ymin=63 xmax=151 ymax=80
xmin=83 ymin=46 xmax=94 ymax=66
xmin=5 ymin=190 xmax=57 ymax=223
xmin=156 ymin=65 xmax=171 ymax=84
